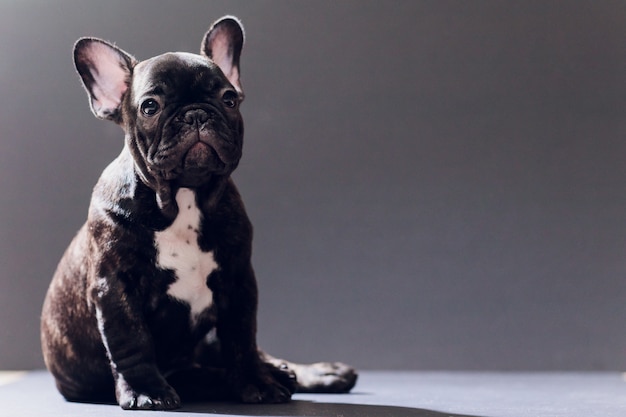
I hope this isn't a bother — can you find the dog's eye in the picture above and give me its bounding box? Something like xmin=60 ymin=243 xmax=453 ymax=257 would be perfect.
xmin=140 ymin=99 xmax=160 ymax=116
xmin=222 ymin=91 xmax=239 ymax=109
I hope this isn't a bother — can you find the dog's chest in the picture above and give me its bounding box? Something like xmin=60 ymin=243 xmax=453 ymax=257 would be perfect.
xmin=154 ymin=188 xmax=216 ymax=321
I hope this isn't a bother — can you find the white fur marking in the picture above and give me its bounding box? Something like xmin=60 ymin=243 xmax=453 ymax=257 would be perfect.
xmin=155 ymin=188 xmax=216 ymax=322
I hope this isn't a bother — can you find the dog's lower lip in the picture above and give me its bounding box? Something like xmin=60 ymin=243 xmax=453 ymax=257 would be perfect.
xmin=189 ymin=141 xmax=209 ymax=153
xmin=183 ymin=142 xmax=225 ymax=174
xmin=185 ymin=142 xmax=212 ymax=163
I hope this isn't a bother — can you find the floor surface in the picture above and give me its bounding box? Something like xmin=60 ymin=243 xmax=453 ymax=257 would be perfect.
xmin=1 ymin=370 xmax=626 ymax=416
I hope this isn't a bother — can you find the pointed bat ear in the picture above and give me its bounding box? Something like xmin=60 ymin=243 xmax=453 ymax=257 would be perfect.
xmin=201 ymin=16 xmax=245 ymax=94
xmin=73 ymin=38 xmax=137 ymax=122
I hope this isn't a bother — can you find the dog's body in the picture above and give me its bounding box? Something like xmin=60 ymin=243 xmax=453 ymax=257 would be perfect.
xmin=41 ymin=16 xmax=356 ymax=410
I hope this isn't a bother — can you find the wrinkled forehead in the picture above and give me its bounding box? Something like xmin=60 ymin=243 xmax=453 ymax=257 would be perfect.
xmin=132 ymin=52 xmax=226 ymax=98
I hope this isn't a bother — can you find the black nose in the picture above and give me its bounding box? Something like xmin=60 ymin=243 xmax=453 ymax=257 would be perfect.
xmin=183 ymin=109 xmax=209 ymax=125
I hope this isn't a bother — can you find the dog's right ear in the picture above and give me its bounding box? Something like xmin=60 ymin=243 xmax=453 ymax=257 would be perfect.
xmin=73 ymin=38 xmax=137 ymax=122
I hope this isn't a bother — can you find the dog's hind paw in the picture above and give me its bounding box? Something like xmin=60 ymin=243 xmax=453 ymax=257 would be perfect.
xmin=292 ymin=361 xmax=358 ymax=393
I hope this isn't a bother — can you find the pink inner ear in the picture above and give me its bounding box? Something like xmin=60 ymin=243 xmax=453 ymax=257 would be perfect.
xmin=88 ymin=43 xmax=129 ymax=113
xmin=211 ymin=37 xmax=233 ymax=75
xmin=209 ymin=37 xmax=242 ymax=93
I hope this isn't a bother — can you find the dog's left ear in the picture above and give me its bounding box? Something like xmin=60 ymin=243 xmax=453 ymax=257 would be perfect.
xmin=201 ymin=16 xmax=244 ymax=94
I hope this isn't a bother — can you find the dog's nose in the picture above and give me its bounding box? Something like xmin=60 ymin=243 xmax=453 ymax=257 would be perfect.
xmin=183 ymin=109 xmax=209 ymax=125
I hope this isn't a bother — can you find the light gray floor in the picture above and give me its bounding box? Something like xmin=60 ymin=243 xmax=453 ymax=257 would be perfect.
xmin=2 ymin=370 xmax=626 ymax=417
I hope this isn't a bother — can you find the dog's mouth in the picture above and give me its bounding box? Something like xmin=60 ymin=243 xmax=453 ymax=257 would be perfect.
xmin=184 ymin=142 xmax=224 ymax=171
xmin=172 ymin=141 xmax=226 ymax=186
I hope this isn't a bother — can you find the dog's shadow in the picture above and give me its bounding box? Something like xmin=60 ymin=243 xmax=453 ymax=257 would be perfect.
xmin=176 ymin=398 xmax=481 ymax=417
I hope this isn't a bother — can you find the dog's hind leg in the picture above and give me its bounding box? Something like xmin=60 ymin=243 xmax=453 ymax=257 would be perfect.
xmin=260 ymin=351 xmax=358 ymax=394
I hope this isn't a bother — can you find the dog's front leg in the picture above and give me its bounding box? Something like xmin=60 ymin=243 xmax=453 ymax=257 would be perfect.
xmin=91 ymin=277 xmax=180 ymax=410
xmin=215 ymin=264 xmax=295 ymax=403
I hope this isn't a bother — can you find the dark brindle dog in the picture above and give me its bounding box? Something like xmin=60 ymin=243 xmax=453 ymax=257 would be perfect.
xmin=41 ymin=16 xmax=357 ymax=410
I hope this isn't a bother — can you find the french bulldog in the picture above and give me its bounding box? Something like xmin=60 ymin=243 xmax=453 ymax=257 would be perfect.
xmin=41 ymin=16 xmax=357 ymax=410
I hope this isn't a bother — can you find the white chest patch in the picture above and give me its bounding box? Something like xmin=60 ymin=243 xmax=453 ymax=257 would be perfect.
xmin=154 ymin=188 xmax=216 ymax=322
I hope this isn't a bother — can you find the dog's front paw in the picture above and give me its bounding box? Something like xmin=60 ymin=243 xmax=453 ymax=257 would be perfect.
xmin=293 ymin=361 xmax=358 ymax=393
xmin=116 ymin=379 xmax=181 ymax=410
xmin=234 ymin=365 xmax=295 ymax=404
xmin=270 ymin=361 xmax=298 ymax=395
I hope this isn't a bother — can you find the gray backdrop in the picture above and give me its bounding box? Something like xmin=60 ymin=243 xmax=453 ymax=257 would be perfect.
xmin=1 ymin=0 xmax=625 ymax=371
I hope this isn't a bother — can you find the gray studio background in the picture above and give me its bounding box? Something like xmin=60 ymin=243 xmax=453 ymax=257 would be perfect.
xmin=1 ymin=0 xmax=625 ymax=371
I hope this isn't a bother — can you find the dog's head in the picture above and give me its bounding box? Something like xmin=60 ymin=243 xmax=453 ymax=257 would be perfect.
xmin=74 ymin=16 xmax=245 ymax=189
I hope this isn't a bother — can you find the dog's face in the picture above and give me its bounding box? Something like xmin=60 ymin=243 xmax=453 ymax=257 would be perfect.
xmin=74 ymin=17 xmax=244 ymax=189
xmin=128 ymin=52 xmax=243 ymax=187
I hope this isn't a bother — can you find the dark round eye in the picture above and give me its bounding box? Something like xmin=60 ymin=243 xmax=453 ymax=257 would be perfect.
xmin=140 ymin=99 xmax=160 ymax=116
xmin=222 ymin=91 xmax=239 ymax=109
